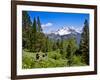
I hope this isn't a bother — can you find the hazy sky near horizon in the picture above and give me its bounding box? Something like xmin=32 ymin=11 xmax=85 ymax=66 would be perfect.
xmin=27 ymin=11 xmax=89 ymax=33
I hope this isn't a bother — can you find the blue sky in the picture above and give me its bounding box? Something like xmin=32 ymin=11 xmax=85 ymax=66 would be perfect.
xmin=27 ymin=11 xmax=89 ymax=33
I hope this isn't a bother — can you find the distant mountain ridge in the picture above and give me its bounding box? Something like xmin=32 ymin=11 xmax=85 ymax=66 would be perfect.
xmin=51 ymin=27 xmax=82 ymax=35
xmin=45 ymin=27 xmax=82 ymax=45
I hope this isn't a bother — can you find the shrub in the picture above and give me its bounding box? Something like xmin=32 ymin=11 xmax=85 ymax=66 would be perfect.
xmin=71 ymin=55 xmax=86 ymax=66
xmin=49 ymin=51 xmax=61 ymax=60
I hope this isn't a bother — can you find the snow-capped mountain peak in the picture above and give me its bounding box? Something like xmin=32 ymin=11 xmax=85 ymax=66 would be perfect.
xmin=52 ymin=27 xmax=81 ymax=36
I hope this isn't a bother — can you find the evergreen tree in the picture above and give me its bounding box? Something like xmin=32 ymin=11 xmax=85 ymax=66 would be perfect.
xmin=60 ymin=39 xmax=64 ymax=54
xmin=29 ymin=17 xmax=37 ymax=52
xmin=22 ymin=11 xmax=32 ymax=49
xmin=66 ymin=43 xmax=72 ymax=66
xmin=79 ymin=19 xmax=89 ymax=65
xmin=31 ymin=17 xmax=46 ymax=52
xmin=45 ymin=37 xmax=49 ymax=52
xmin=66 ymin=37 xmax=78 ymax=66
xmin=36 ymin=32 xmax=46 ymax=52
xmin=56 ymin=39 xmax=60 ymax=49
xmin=36 ymin=16 xmax=46 ymax=52
xmin=28 ymin=27 xmax=34 ymax=52
xmin=53 ymin=41 xmax=57 ymax=51
xmin=22 ymin=11 xmax=32 ymax=29
xmin=37 ymin=16 xmax=42 ymax=32
xmin=33 ymin=17 xmax=37 ymax=33
xmin=47 ymin=39 xmax=53 ymax=52
xmin=60 ymin=39 xmax=63 ymax=49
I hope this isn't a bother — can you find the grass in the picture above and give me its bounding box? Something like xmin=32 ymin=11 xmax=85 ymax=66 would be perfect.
xmin=22 ymin=50 xmax=86 ymax=69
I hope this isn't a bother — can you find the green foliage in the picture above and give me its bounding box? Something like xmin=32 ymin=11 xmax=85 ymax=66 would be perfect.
xmin=79 ymin=19 xmax=89 ymax=65
xmin=71 ymin=55 xmax=86 ymax=66
xmin=22 ymin=50 xmax=87 ymax=69
xmin=22 ymin=15 xmax=47 ymax=52
xmin=22 ymin=50 xmax=69 ymax=68
xmin=22 ymin=11 xmax=32 ymax=49
xmin=37 ymin=16 xmax=42 ymax=32
xmin=22 ymin=11 xmax=32 ymax=29
xmin=56 ymin=39 xmax=60 ymax=49
xmin=52 ymin=42 xmax=58 ymax=51
xmin=22 ymin=51 xmax=35 ymax=68
xmin=48 ymin=50 xmax=61 ymax=60
xmin=65 ymin=37 xmax=78 ymax=66
xmin=47 ymin=39 xmax=54 ymax=52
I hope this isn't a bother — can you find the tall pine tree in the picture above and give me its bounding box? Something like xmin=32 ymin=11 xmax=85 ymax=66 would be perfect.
xmin=37 ymin=16 xmax=42 ymax=32
xmin=22 ymin=11 xmax=32 ymax=29
xmin=29 ymin=17 xmax=37 ymax=52
xmin=22 ymin=11 xmax=32 ymax=49
xmin=56 ymin=39 xmax=60 ymax=49
xmin=66 ymin=38 xmax=77 ymax=66
xmin=66 ymin=43 xmax=72 ymax=66
xmin=79 ymin=19 xmax=89 ymax=65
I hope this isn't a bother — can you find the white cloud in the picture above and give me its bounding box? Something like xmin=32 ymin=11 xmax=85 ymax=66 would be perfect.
xmin=41 ymin=23 xmax=53 ymax=28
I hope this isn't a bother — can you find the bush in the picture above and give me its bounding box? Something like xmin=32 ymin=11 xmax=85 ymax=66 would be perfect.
xmin=49 ymin=51 xmax=62 ymax=60
xmin=71 ymin=55 xmax=86 ymax=66
xmin=22 ymin=50 xmax=86 ymax=69
xmin=22 ymin=55 xmax=35 ymax=68
xmin=22 ymin=51 xmax=36 ymax=68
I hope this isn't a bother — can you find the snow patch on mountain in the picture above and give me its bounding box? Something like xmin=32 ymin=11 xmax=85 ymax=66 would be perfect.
xmin=55 ymin=27 xmax=71 ymax=35
xmin=51 ymin=26 xmax=82 ymax=36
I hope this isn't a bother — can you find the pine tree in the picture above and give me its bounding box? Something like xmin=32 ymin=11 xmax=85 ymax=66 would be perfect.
xmin=45 ymin=37 xmax=49 ymax=52
xmin=60 ymin=39 xmax=63 ymax=49
xmin=79 ymin=19 xmax=89 ymax=65
xmin=60 ymin=39 xmax=64 ymax=54
xmin=53 ymin=41 xmax=57 ymax=51
xmin=66 ymin=43 xmax=72 ymax=66
xmin=37 ymin=16 xmax=42 ymax=32
xmin=56 ymin=39 xmax=60 ymax=49
xmin=66 ymin=37 xmax=78 ymax=66
xmin=32 ymin=17 xmax=46 ymax=52
xmin=33 ymin=17 xmax=37 ymax=34
xmin=22 ymin=11 xmax=32 ymax=49
xmin=47 ymin=39 xmax=53 ymax=52
xmin=29 ymin=17 xmax=37 ymax=52
xmin=36 ymin=32 xmax=46 ymax=52
xmin=36 ymin=17 xmax=46 ymax=52
xmin=22 ymin=11 xmax=32 ymax=29
xmin=28 ymin=27 xmax=34 ymax=52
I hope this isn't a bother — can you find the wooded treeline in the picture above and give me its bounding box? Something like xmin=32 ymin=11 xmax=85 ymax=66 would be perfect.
xmin=22 ymin=11 xmax=89 ymax=66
